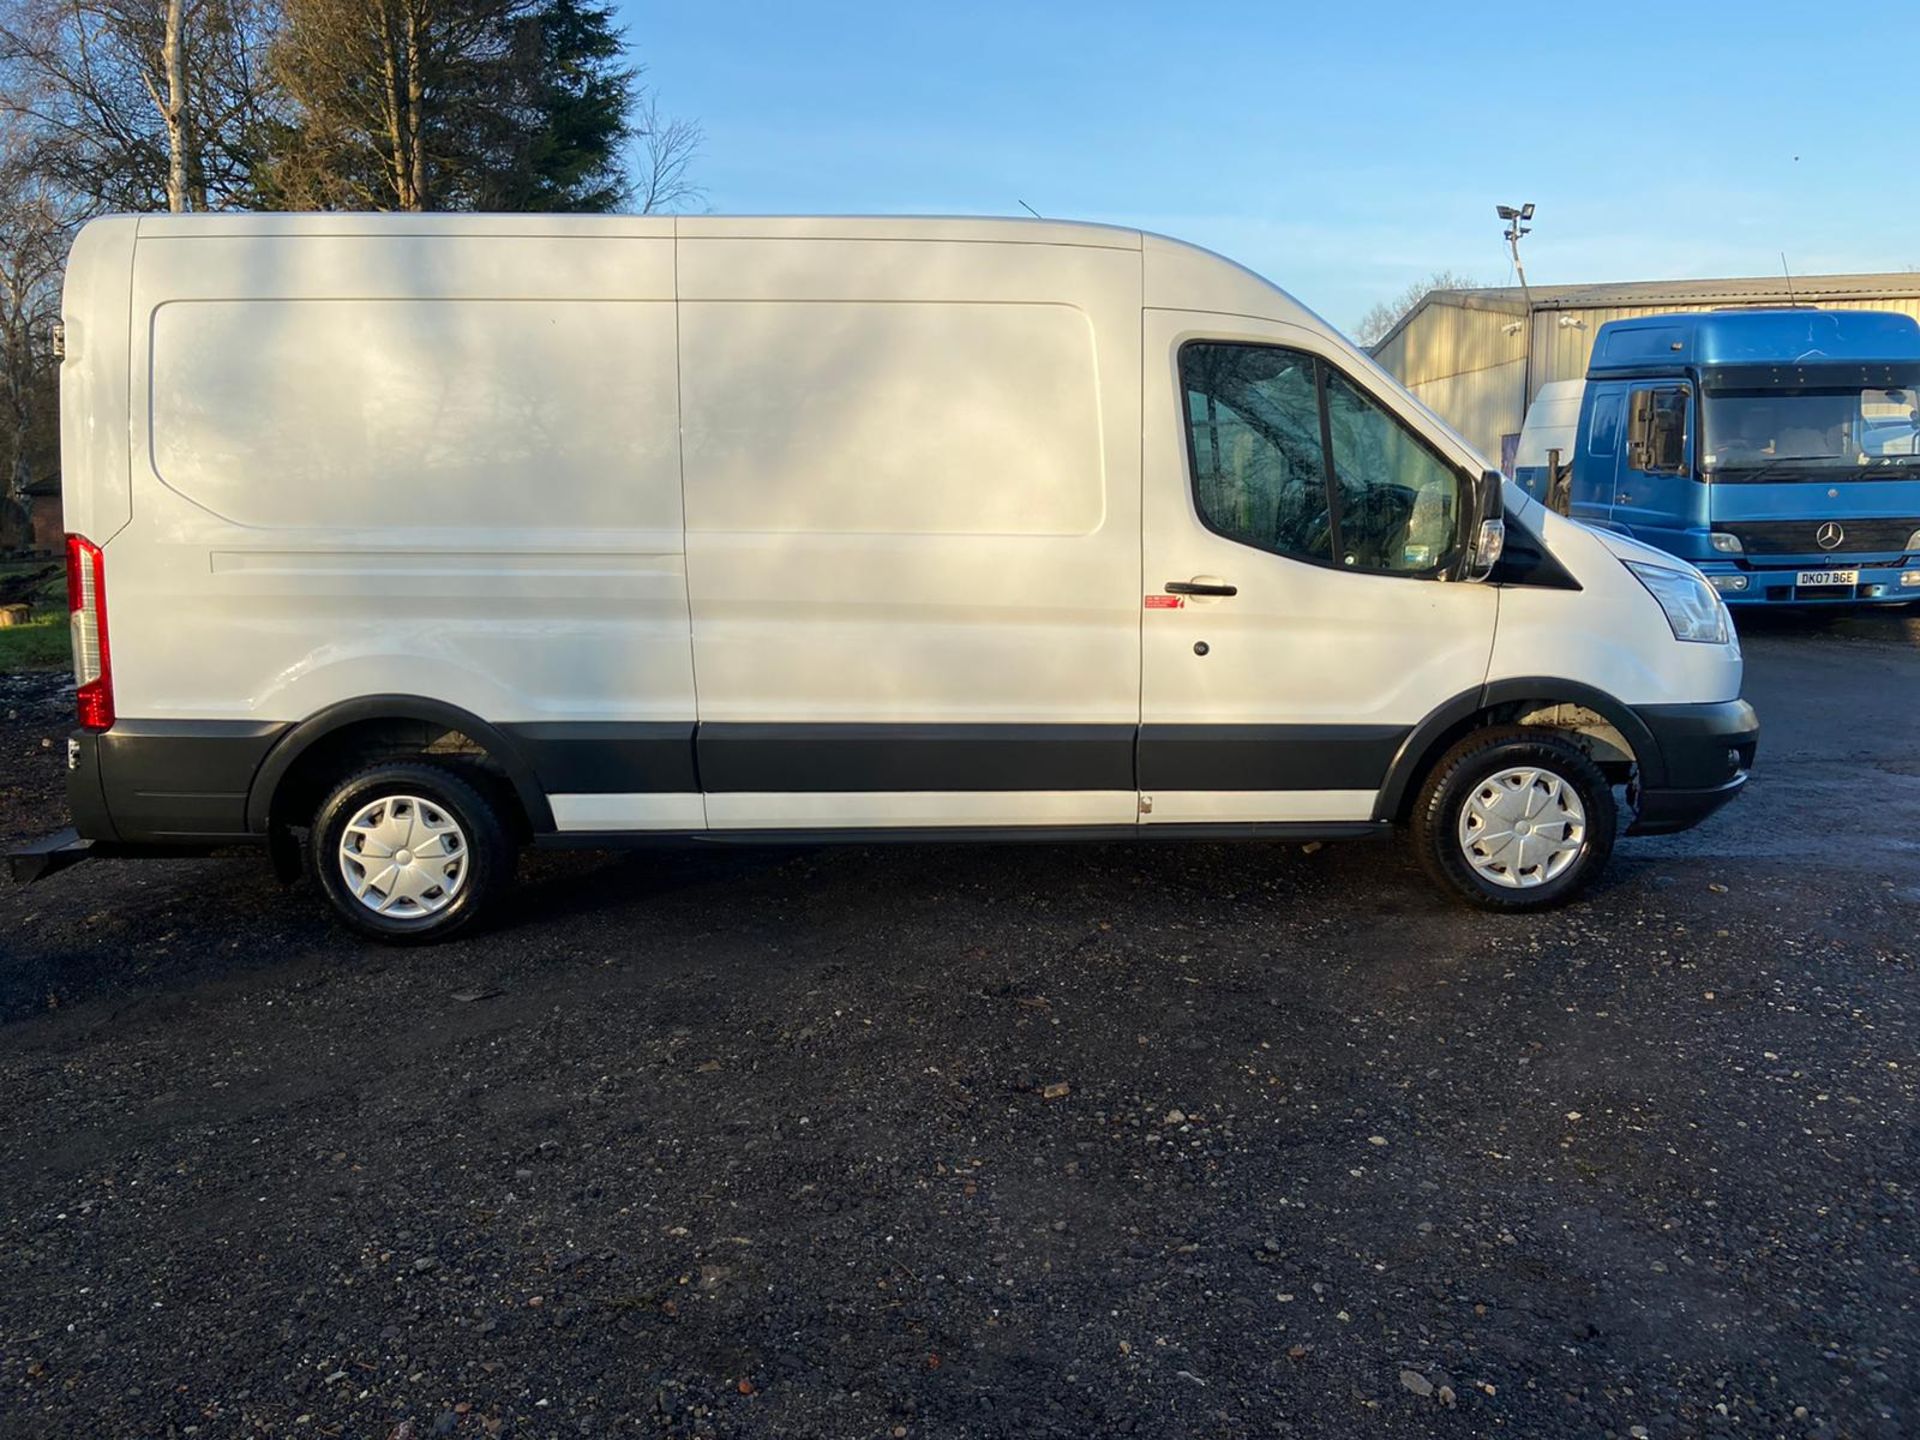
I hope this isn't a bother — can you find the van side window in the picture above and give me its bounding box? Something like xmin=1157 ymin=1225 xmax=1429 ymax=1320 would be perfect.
xmin=1180 ymin=344 xmax=1333 ymax=563
xmin=1323 ymin=370 xmax=1460 ymax=573
xmin=1628 ymin=386 xmax=1689 ymax=473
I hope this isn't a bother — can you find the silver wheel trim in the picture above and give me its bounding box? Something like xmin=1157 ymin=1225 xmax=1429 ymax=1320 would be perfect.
xmin=1456 ymin=765 xmax=1588 ymax=889
xmin=337 ymin=793 xmax=469 ymax=920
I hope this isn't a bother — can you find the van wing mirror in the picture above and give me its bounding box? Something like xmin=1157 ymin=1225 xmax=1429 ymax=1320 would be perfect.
xmin=1464 ymin=469 xmax=1506 ymax=582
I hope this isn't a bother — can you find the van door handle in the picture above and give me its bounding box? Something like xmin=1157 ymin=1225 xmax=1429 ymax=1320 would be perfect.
xmin=1164 ymin=578 xmax=1238 ymax=596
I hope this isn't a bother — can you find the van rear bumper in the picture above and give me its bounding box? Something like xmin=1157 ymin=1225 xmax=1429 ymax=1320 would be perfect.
xmin=66 ymin=721 xmax=287 ymax=844
xmin=1626 ymin=698 xmax=1759 ymax=835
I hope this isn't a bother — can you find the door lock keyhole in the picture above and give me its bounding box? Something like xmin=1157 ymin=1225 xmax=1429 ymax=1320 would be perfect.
xmin=1193 ymin=641 xmax=1210 ymax=656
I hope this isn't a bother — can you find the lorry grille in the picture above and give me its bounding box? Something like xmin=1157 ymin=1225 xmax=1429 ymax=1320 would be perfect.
xmin=1718 ymin=518 xmax=1918 ymax=555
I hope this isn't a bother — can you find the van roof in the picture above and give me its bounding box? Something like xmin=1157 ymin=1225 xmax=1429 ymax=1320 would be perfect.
xmin=103 ymin=210 xmax=1341 ymax=363
xmin=95 ymin=210 xmax=1432 ymax=448
xmin=127 ymin=211 xmax=1148 ymax=250
xmin=1587 ymin=308 xmax=1920 ymax=375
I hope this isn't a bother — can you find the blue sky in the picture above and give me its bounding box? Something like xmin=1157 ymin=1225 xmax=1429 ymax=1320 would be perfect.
xmin=623 ymin=2 xmax=1920 ymax=334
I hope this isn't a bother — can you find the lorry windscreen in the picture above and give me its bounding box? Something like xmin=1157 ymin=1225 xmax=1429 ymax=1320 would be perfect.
xmin=1702 ymin=384 xmax=1920 ymax=478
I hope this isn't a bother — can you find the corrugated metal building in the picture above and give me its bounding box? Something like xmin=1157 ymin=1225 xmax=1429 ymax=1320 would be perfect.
xmin=1370 ymin=273 xmax=1920 ymax=468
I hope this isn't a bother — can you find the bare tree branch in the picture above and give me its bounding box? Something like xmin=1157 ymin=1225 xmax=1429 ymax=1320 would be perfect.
xmin=629 ymin=88 xmax=699 ymax=214
xmin=0 ymin=116 xmax=76 ymax=543
xmin=1353 ymin=269 xmax=1480 ymax=348
xmin=0 ymin=0 xmax=283 ymax=213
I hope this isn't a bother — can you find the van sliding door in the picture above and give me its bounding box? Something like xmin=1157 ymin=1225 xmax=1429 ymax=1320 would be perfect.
xmin=675 ymin=231 xmax=1145 ymax=830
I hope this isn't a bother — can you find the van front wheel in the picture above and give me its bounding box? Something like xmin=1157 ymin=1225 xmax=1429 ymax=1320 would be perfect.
xmin=311 ymin=761 xmax=513 ymax=943
xmin=1413 ymin=727 xmax=1617 ymax=910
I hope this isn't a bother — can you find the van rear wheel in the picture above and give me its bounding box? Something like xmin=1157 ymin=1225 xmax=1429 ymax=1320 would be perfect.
xmin=311 ymin=761 xmax=513 ymax=943
xmin=1413 ymin=727 xmax=1617 ymax=911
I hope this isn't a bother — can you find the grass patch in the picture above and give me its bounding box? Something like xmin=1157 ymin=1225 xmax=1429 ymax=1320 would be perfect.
xmin=0 ymin=559 xmax=70 ymax=673
xmin=0 ymin=610 xmax=69 ymax=671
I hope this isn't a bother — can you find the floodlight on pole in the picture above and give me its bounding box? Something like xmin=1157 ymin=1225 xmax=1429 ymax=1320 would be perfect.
xmin=1495 ymin=201 xmax=1535 ymax=312
xmin=1496 ymin=202 xmax=1539 ymax=408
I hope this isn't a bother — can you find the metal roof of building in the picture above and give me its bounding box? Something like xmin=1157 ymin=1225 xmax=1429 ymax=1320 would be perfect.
xmin=1375 ymin=271 xmax=1920 ymax=350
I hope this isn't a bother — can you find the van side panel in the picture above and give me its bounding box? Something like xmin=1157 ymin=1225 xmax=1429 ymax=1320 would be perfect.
xmin=680 ymin=300 xmax=1104 ymax=537
xmin=58 ymin=217 xmax=139 ymax=545
xmin=116 ymin=227 xmax=691 ymax=737
xmin=675 ymin=235 xmax=1144 ymax=828
xmin=92 ymin=222 xmax=700 ymax=837
xmin=148 ymin=299 xmax=682 ymax=535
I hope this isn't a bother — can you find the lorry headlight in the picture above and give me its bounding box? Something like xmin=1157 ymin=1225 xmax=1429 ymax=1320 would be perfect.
xmin=1625 ymin=561 xmax=1731 ymax=644
xmin=1708 ymin=532 xmax=1743 ymax=554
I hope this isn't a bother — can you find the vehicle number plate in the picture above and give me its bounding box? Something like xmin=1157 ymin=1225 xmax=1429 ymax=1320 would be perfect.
xmin=1795 ymin=569 xmax=1858 ymax=587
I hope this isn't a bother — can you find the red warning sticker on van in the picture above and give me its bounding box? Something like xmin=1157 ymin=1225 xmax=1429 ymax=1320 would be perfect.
xmin=1144 ymin=594 xmax=1184 ymax=609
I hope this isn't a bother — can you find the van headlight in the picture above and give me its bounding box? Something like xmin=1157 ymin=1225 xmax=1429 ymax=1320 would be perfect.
xmin=1625 ymin=561 xmax=1730 ymax=644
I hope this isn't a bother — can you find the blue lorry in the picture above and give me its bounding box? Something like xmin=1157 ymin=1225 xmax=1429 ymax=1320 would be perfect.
xmin=1515 ymin=308 xmax=1920 ymax=605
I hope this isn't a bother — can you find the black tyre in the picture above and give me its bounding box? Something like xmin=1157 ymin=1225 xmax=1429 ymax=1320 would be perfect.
xmin=310 ymin=761 xmax=514 ymax=943
xmin=1412 ymin=726 xmax=1617 ymax=911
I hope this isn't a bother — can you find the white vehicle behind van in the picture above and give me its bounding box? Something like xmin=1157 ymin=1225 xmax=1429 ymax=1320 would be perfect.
xmin=21 ymin=215 xmax=1757 ymax=940
xmin=1513 ymin=378 xmax=1585 ymax=509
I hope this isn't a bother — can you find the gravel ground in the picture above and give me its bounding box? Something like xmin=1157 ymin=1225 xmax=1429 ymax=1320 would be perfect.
xmin=0 ymin=612 xmax=1915 ymax=1440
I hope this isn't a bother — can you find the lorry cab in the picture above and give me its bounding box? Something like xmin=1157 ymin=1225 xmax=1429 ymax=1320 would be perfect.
xmin=1560 ymin=309 xmax=1920 ymax=605
xmin=21 ymin=215 xmax=1757 ymax=941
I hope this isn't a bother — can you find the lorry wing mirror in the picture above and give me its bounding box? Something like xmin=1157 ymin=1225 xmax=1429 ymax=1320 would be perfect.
xmin=1465 ymin=469 xmax=1506 ymax=582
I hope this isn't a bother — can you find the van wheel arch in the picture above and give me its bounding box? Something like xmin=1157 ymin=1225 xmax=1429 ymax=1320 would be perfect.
xmin=1376 ymin=677 xmax=1661 ymax=825
xmin=246 ymin=696 xmax=553 ymax=844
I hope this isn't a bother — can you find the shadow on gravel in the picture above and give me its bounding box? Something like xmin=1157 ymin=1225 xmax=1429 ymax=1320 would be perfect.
xmin=1731 ymin=601 xmax=1919 ymax=646
xmin=0 ymin=822 xmax=1675 ymax=1030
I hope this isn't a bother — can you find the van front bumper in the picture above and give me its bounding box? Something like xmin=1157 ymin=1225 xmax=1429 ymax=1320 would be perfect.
xmin=1627 ymin=698 xmax=1759 ymax=835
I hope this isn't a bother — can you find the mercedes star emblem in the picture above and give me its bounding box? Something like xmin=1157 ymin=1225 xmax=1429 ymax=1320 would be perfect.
xmin=1816 ymin=521 xmax=1845 ymax=550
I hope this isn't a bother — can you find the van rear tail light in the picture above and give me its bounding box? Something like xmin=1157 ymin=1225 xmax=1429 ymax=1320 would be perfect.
xmin=65 ymin=533 xmax=113 ymax=730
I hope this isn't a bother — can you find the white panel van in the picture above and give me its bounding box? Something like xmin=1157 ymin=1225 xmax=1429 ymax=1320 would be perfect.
xmin=21 ymin=215 xmax=1757 ymax=940
xmin=1513 ymin=378 xmax=1586 ymax=508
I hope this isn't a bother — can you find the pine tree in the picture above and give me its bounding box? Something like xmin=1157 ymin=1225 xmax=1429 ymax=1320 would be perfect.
xmin=265 ymin=0 xmax=673 ymax=214
xmin=491 ymin=0 xmax=632 ymax=213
